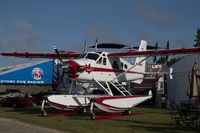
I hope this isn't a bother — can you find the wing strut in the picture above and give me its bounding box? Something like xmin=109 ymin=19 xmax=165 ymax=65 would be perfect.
xmin=111 ymin=56 xmax=150 ymax=82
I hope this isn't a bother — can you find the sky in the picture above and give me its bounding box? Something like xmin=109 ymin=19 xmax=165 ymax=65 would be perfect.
xmin=0 ymin=0 xmax=200 ymax=67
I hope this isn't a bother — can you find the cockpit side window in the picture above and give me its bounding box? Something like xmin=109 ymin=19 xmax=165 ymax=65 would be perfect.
xmin=112 ymin=60 xmax=119 ymax=69
xmin=103 ymin=58 xmax=107 ymax=65
xmin=121 ymin=62 xmax=123 ymax=68
xmin=120 ymin=61 xmax=128 ymax=69
xmin=124 ymin=64 xmax=128 ymax=69
xmin=97 ymin=57 xmax=102 ymax=64
xmin=85 ymin=53 xmax=99 ymax=61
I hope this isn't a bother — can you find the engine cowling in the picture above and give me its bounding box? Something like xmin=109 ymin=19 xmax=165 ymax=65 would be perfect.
xmin=62 ymin=60 xmax=84 ymax=79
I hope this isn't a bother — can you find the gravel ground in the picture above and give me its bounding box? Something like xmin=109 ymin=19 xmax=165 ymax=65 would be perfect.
xmin=0 ymin=118 xmax=66 ymax=133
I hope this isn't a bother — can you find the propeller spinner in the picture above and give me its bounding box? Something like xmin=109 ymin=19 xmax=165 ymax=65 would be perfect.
xmin=53 ymin=46 xmax=85 ymax=79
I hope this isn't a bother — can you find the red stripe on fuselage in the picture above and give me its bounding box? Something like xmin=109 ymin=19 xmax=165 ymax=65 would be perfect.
xmin=89 ymin=67 xmax=144 ymax=74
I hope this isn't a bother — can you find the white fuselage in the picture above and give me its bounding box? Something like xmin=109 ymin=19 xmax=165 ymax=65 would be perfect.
xmin=69 ymin=52 xmax=145 ymax=83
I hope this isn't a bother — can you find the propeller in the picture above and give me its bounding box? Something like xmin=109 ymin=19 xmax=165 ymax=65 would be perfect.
xmin=52 ymin=46 xmax=68 ymax=90
xmin=153 ymin=42 xmax=158 ymax=62
xmin=165 ymin=40 xmax=169 ymax=61
xmin=53 ymin=46 xmax=85 ymax=80
xmin=53 ymin=46 xmax=64 ymax=64
xmin=53 ymin=46 xmax=70 ymax=73
xmin=151 ymin=41 xmax=170 ymax=63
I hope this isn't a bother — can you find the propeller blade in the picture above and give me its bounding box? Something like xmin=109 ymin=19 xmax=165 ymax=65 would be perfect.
xmin=153 ymin=56 xmax=157 ymax=63
xmin=166 ymin=40 xmax=169 ymax=60
xmin=166 ymin=40 xmax=170 ymax=49
xmin=155 ymin=42 xmax=158 ymax=50
xmin=56 ymin=70 xmax=65 ymax=89
xmin=53 ymin=46 xmax=65 ymax=64
xmin=53 ymin=46 xmax=59 ymax=54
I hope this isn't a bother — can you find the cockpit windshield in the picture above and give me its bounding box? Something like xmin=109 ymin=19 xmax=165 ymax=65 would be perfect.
xmin=85 ymin=53 xmax=99 ymax=61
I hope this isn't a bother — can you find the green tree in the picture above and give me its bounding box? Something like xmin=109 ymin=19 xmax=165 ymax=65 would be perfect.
xmin=156 ymin=56 xmax=182 ymax=67
xmin=167 ymin=57 xmax=182 ymax=67
xmin=194 ymin=28 xmax=200 ymax=47
xmin=156 ymin=57 xmax=167 ymax=64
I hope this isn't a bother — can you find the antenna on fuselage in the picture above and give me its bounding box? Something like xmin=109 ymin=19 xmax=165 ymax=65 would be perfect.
xmin=131 ymin=44 xmax=135 ymax=64
xmin=83 ymin=40 xmax=87 ymax=53
xmin=95 ymin=38 xmax=98 ymax=52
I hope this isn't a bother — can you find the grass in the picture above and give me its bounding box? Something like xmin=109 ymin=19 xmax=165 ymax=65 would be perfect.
xmin=0 ymin=106 xmax=199 ymax=133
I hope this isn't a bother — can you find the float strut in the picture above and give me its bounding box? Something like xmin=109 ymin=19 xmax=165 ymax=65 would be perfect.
xmin=90 ymin=100 xmax=95 ymax=120
xmin=41 ymin=99 xmax=47 ymax=117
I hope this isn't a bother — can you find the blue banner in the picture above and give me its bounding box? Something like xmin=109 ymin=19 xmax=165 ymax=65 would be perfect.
xmin=0 ymin=60 xmax=54 ymax=85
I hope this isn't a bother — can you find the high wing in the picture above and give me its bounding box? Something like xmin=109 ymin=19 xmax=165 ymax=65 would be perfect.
xmin=108 ymin=47 xmax=200 ymax=57
xmin=1 ymin=52 xmax=81 ymax=59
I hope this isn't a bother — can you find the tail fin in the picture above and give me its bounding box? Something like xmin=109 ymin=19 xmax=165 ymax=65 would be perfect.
xmin=134 ymin=40 xmax=147 ymax=73
xmin=132 ymin=40 xmax=147 ymax=84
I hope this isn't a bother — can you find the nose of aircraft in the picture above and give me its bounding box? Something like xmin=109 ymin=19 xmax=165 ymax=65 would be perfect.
xmin=62 ymin=60 xmax=84 ymax=79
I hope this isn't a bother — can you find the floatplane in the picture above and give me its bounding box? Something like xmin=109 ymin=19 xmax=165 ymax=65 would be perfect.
xmin=1 ymin=40 xmax=200 ymax=119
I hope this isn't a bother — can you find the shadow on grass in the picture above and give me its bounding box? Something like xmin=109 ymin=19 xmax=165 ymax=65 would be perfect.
xmin=135 ymin=105 xmax=170 ymax=115
xmin=128 ymin=124 xmax=196 ymax=133
xmin=4 ymin=106 xmax=101 ymax=119
xmin=2 ymin=105 xmax=167 ymax=118
xmin=130 ymin=123 xmax=200 ymax=133
xmin=112 ymin=118 xmax=200 ymax=133
xmin=3 ymin=106 xmax=70 ymax=116
xmin=1 ymin=106 xmax=200 ymax=133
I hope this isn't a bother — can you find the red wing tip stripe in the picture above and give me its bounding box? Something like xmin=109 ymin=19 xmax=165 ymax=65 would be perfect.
xmin=95 ymin=95 xmax=150 ymax=103
xmin=95 ymin=112 xmax=143 ymax=120
xmin=108 ymin=48 xmax=200 ymax=57
xmin=1 ymin=52 xmax=81 ymax=58
xmin=95 ymin=102 xmax=127 ymax=110
xmin=47 ymin=100 xmax=79 ymax=110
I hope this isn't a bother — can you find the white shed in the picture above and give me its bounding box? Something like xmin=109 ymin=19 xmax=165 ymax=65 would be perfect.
xmin=167 ymin=54 xmax=200 ymax=105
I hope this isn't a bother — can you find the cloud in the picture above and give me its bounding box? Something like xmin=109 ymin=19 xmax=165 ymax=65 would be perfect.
xmin=87 ymin=27 xmax=98 ymax=37
xmin=133 ymin=3 xmax=181 ymax=28
xmin=130 ymin=27 xmax=149 ymax=41
xmin=172 ymin=39 xmax=191 ymax=48
xmin=0 ymin=26 xmax=4 ymax=35
xmin=14 ymin=21 xmax=34 ymax=33
xmin=0 ymin=21 xmax=45 ymax=67
xmin=0 ymin=21 xmax=44 ymax=51
xmin=86 ymin=26 xmax=123 ymax=43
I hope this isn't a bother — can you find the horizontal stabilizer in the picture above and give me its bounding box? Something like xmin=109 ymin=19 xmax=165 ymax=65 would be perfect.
xmin=169 ymin=68 xmax=173 ymax=79
xmin=148 ymin=90 xmax=152 ymax=96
